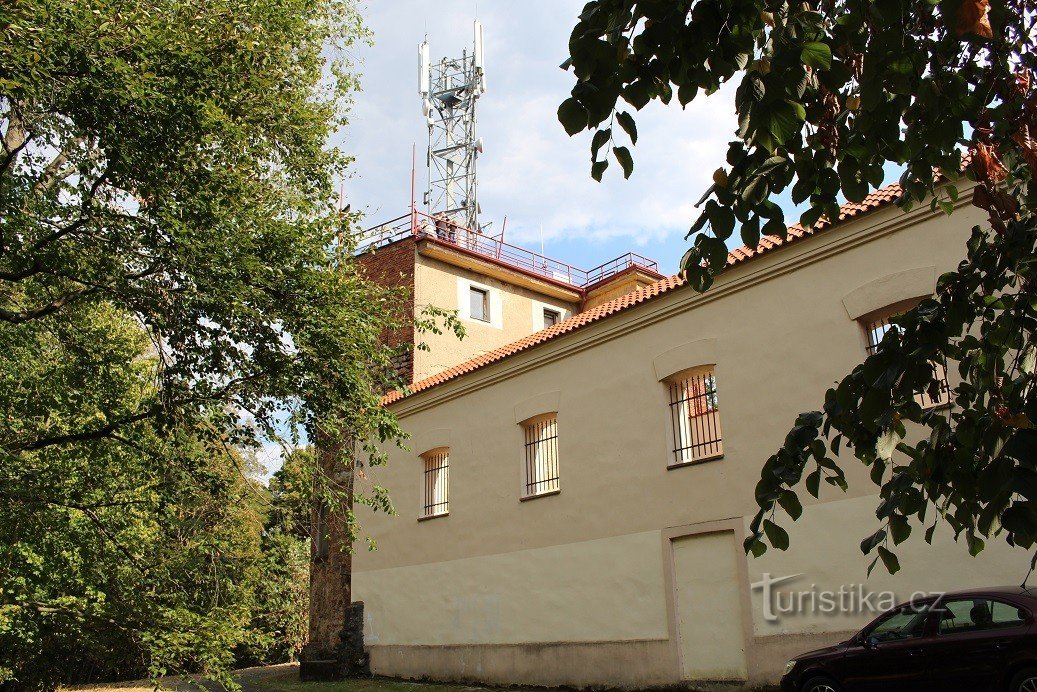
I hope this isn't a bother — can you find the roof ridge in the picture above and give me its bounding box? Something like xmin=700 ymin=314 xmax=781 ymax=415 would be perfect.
xmin=383 ymin=180 xmax=908 ymax=405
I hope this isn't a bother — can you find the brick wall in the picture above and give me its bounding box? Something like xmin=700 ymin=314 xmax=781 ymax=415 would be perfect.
xmin=354 ymin=237 xmax=417 ymax=384
xmin=302 ymin=437 xmax=354 ymax=666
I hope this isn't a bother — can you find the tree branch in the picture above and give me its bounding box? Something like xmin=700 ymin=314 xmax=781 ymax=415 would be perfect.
xmin=1 ymin=101 xmax=29 ymax=176
xmin=0 ymin=285 xmax=99 ymax=323
xmin=31 ymin=136 xmax=86 ymax=196
xmin=9 ymin=406 xmax=161 ymax=453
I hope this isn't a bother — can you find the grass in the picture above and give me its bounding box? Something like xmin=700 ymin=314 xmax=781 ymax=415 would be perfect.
xmin=65 ymin=664 xmax=500 ymax=692
xmin=248 ymin=670 xmax=492 ymax=692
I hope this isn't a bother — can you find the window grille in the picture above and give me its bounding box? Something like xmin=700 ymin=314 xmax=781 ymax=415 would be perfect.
xmin=523 ymin=416 xmax=560 ymax=497
xmin=865 ymin=313 xmax=950 ymax=408
xmin=470 ymin=287 xmax=489 ymax=322
xmin=421 ymin=449 xmax=449 ymax=518
xmin=543 ymin=309 xmax=561 ymax=328
xmin=865 ymin=315 xmax=896 ymax=355
xmin=668 ymin=368 xmax=723 ymax=465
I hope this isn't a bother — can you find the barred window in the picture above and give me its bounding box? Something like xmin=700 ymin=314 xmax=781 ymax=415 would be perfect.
xmin=420 ymin=449 xmax=449 ymax=519
xmin=668 ymin=367 xmax=723 ymax=466
xmin=864 ymin=310 xmax=950 ymax=409
xmin=522 ymin=415 xmax=560 ymax=498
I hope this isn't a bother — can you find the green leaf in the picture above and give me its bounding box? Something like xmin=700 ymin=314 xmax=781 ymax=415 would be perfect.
xmin=558 ymin=97 xmax=589 ymax=136
xmin=699 ymin=236 xmax=729 ymax=269
xmin=778 ymin=490 xmax=803 ymax=520
xmin=966 ymin=533 xmax=985 ymax=557
xmin=800 ymin=41 xmax=832 ymax=70
xmin=860 ymin=528 xmax=886 ymax=554
xmin=677 ymin=83 xmax=698 ymax=106
xmin=706 ymin=203 xmax=736 ymax=239
xmin=745 ymin=535 xmax=768 ymax=557
xmin=866 ymin=556 xmax=880 ymax=577
xmin=767 ymin=101 xmax=806 ymax=145
xmin=763 ymin=519 xmax=790 ymax=550
xmin=591 ymin=128 xmax=611 ymax=156
xmin=877 ymin=546 xmax=901 ymax=574
xmin=889 ymin=514 xmax=911 ymax=544
xmin=616 ymin=111 xmax=638 ymax=144
xmin=613 ymin=146 xmax=634 ymax=178
xmin=591 ymin=159 xmax=609 ymax=182
xmin=741 ymin=175 xmax=770 ymax=205
xmin=740 ymin=215 xmax=761 ymax=248
xmin=805 ymin=469 xmax=821 ymax=497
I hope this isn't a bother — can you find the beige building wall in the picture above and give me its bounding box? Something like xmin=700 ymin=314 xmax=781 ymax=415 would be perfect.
xmin=412 ymin=251 xmax=579 ymax=381
xmin=352 ymin=195 xmax=1028 ymax=688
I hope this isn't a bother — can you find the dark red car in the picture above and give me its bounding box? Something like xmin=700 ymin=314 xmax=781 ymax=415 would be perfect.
xmin=780 ymin=586 xmax=1037 ymax=692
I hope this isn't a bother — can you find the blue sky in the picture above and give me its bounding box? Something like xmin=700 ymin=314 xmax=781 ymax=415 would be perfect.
xmin=338 ymin=0 xmax=745 ymax=276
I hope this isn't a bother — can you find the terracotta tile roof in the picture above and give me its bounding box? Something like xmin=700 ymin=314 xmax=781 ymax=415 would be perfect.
xmin=726 ymin=183 xmax=903 ymax=265
xmin=382 ymin=182 xmax=905 ymax=405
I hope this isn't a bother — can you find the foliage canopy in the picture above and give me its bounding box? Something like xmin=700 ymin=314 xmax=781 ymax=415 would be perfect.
xmin=0 ymin=0 xmax=419 ymax=684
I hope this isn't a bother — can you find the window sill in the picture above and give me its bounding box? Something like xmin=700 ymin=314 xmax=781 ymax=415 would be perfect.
xmin=520 ymin=488 xmax=561 ymax=502
xmin=668 ymin=453 xmax=724 ymax=470
xmin=418 ymin=511 xmax=449 ymax=522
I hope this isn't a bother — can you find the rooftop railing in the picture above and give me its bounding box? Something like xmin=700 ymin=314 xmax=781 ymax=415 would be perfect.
xmin=358 ymin=210 xmax=660 ymax=290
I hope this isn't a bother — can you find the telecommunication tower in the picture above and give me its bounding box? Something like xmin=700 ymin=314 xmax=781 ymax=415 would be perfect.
xmin=419 ymin=21 xmax=486 ymax=232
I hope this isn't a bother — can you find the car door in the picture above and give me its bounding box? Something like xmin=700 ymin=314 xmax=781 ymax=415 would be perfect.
xmin=926 ymin=597 xmax=1029 ymax=691
xmin=833 ymin=602 xmax=934 ymax=692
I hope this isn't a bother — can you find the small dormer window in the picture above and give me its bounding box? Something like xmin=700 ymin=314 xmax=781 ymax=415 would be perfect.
xmin=543 ymin=308 xmax=561 ymax=328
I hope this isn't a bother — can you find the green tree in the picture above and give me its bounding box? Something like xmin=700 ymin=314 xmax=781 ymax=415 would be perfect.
xmin=0 ymin=302 xmax=272 ymax=686
xmin=0 ymin=0 xmax=432 ymax=685
xmin=562 ymin=0 xmax=1037 ymax=572
xmin=268 ymin=448 xmax=317 ymax=542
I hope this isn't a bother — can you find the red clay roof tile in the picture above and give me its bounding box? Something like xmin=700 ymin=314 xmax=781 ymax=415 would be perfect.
xmin=382 ymin=182 xmax=906 ymax=404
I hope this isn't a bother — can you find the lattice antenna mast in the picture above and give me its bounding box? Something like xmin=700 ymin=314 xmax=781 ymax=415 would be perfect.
xmin=419 ymin=21 xmax=486 ymax=232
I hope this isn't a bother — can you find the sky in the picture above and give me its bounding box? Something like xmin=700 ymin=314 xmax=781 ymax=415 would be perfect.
xmin=338 ymin=0 xmax=742 ymax=276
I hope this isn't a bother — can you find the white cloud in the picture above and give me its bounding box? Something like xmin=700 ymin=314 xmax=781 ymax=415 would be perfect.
xmin=340 ymin=0 xmax=739 ymax=272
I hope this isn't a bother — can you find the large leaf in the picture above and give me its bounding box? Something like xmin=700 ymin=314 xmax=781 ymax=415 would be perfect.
xmin=613 ymin=145 xmax=634 ymax=178
xmin=800 ymin=41 xmax=832 ymax=70
xmin=616 ymin=111 xmax=638 ymax=144
xmin=558 ymin=97 xmax=589 ymax=136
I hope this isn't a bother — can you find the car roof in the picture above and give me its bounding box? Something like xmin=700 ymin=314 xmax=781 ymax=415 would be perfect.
xmin=937 ymin=585 xmax=1037 ymax=601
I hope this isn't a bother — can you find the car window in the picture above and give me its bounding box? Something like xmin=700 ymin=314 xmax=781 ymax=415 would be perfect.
xmin=868 ymin=605 xmax=931 ymax=642
xmin=937 ymin=598 xmax=1028 ymax=635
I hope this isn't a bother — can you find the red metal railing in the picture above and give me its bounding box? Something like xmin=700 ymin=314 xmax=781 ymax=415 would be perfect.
xmin=358 ymin=210 xmax=660 ymax=290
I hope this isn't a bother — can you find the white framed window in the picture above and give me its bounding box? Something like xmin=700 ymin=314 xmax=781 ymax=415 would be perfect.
xmin=457 ymin=278 xmax=502 ymax=328
xmin=530 ymin=299 xmax=569 ymax=331
xmin=667 ymin=366 xmax=723 ymax=466
xmin=469 ymin=286 xmax=489 ymax=322
xmin=862 ymin=304 xmax=950 ymax=409
xmin=420 ymin=448 xmax=449 ymax=519
xmin=521 ymin=414 xmax=560 ymax=498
